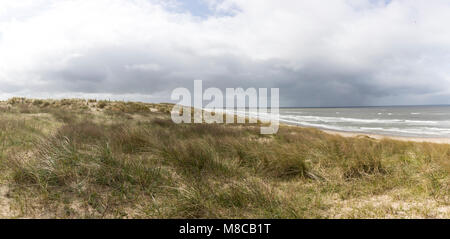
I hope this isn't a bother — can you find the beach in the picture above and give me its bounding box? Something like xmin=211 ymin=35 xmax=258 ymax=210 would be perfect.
xmin=322 ymin=129 xmax=450 ymax=144
xmin=1 ymin=98 xmax=449 ymax=219
xmin=276 ymin=106 xmax=450 ymax=143
xmin=280 ymin=122 xmax=450 ymax=144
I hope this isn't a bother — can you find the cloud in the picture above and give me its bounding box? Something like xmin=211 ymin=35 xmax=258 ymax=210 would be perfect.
xmin=0 ymin=0 xmax=449 ymax=106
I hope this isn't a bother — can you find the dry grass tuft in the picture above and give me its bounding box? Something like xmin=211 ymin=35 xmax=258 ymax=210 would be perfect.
xmin=0 ymin=97 xmax=449 ymax=218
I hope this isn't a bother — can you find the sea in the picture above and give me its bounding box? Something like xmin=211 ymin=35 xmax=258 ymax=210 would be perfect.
xmin=277 ymin=106 xmax=450 ymax=138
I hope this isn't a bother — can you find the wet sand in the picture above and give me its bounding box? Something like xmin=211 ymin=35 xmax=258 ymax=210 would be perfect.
xmin=322 ymin=129 xmax=450 ymax=144
xmin=280 ymin=123 xmax=450 ymax=144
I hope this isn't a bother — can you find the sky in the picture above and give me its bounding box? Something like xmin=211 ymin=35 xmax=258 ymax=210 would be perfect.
xmin=0 ymin=0 xmax=449 ymax=107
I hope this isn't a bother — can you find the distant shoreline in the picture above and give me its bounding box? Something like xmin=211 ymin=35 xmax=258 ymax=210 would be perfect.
xmin=281 ymin=123 xmax=450 ymax=144
xmin=279 ymin=104 xmax=450 ymax=109
xmin=322 ymin=129 xmax=450 ymax=144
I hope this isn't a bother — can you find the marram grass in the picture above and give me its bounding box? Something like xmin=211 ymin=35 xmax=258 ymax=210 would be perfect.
xmin=0 ymin=98 xmax=448 ymax=218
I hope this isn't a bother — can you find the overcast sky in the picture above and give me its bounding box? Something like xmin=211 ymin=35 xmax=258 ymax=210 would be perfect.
xmin=0 ymin=0 xmax=449 ymax=106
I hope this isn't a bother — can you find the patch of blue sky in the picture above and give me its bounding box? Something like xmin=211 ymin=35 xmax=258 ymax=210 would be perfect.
xmin=368 ymin=0 xmax=392 ymax=6
xmin=178 ymin=0 xmax=214 ymax=18
xmin=161 ymin=0 xmax=239 ymax=19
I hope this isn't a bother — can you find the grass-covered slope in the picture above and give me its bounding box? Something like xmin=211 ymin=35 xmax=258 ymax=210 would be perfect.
xmin=0 ymin=98 xmax=449 ymax=218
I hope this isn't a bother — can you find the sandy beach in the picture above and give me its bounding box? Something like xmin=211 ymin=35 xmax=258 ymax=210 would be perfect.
xmin=280 ymin=123 xmax=450 ymax=144
xmin=322 ymin=129 xmax=450 ymax=144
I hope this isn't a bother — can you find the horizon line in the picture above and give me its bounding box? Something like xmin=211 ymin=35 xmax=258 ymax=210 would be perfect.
xmin=280 ymin=104 xmax=450 ymax=108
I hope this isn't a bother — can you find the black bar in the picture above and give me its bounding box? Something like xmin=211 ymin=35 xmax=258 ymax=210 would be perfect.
xmin=0 ymin=219 xmax=447 ymax=238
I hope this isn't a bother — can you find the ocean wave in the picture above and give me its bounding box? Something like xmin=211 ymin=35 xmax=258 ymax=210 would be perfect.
xmin=280 ymin=119 xmax=450 ymax=136
xmin=278 ymin=115 xmax=441 ymax=125
xmin=205 ymin=108 xmax=450 ymax=137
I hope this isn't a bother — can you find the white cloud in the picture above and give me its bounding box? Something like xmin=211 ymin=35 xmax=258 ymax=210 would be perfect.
xmin=0 ymin=0 xmax=449 ymax=106
xmin=125 ymin=63 xmax=162 ymax=72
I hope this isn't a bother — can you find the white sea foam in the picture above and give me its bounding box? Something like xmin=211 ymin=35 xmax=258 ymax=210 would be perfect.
xmin=278 ymin=115 xmax=440 ymax=126
xmin=206 ymin=107 xmax=450 ymax=137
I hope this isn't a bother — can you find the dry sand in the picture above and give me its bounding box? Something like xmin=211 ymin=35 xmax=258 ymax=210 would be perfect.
xmin=280 ymin=123 xmax=450 ymax=144
xmin=322 ymin=129 xmax=450 ymax=144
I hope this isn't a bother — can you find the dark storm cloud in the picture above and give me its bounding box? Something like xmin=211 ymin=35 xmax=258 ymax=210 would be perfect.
xmin=0 ymin=0 xmax=449 ymax=106
xmin=32 ymin=45 xmax=446 ymax=107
